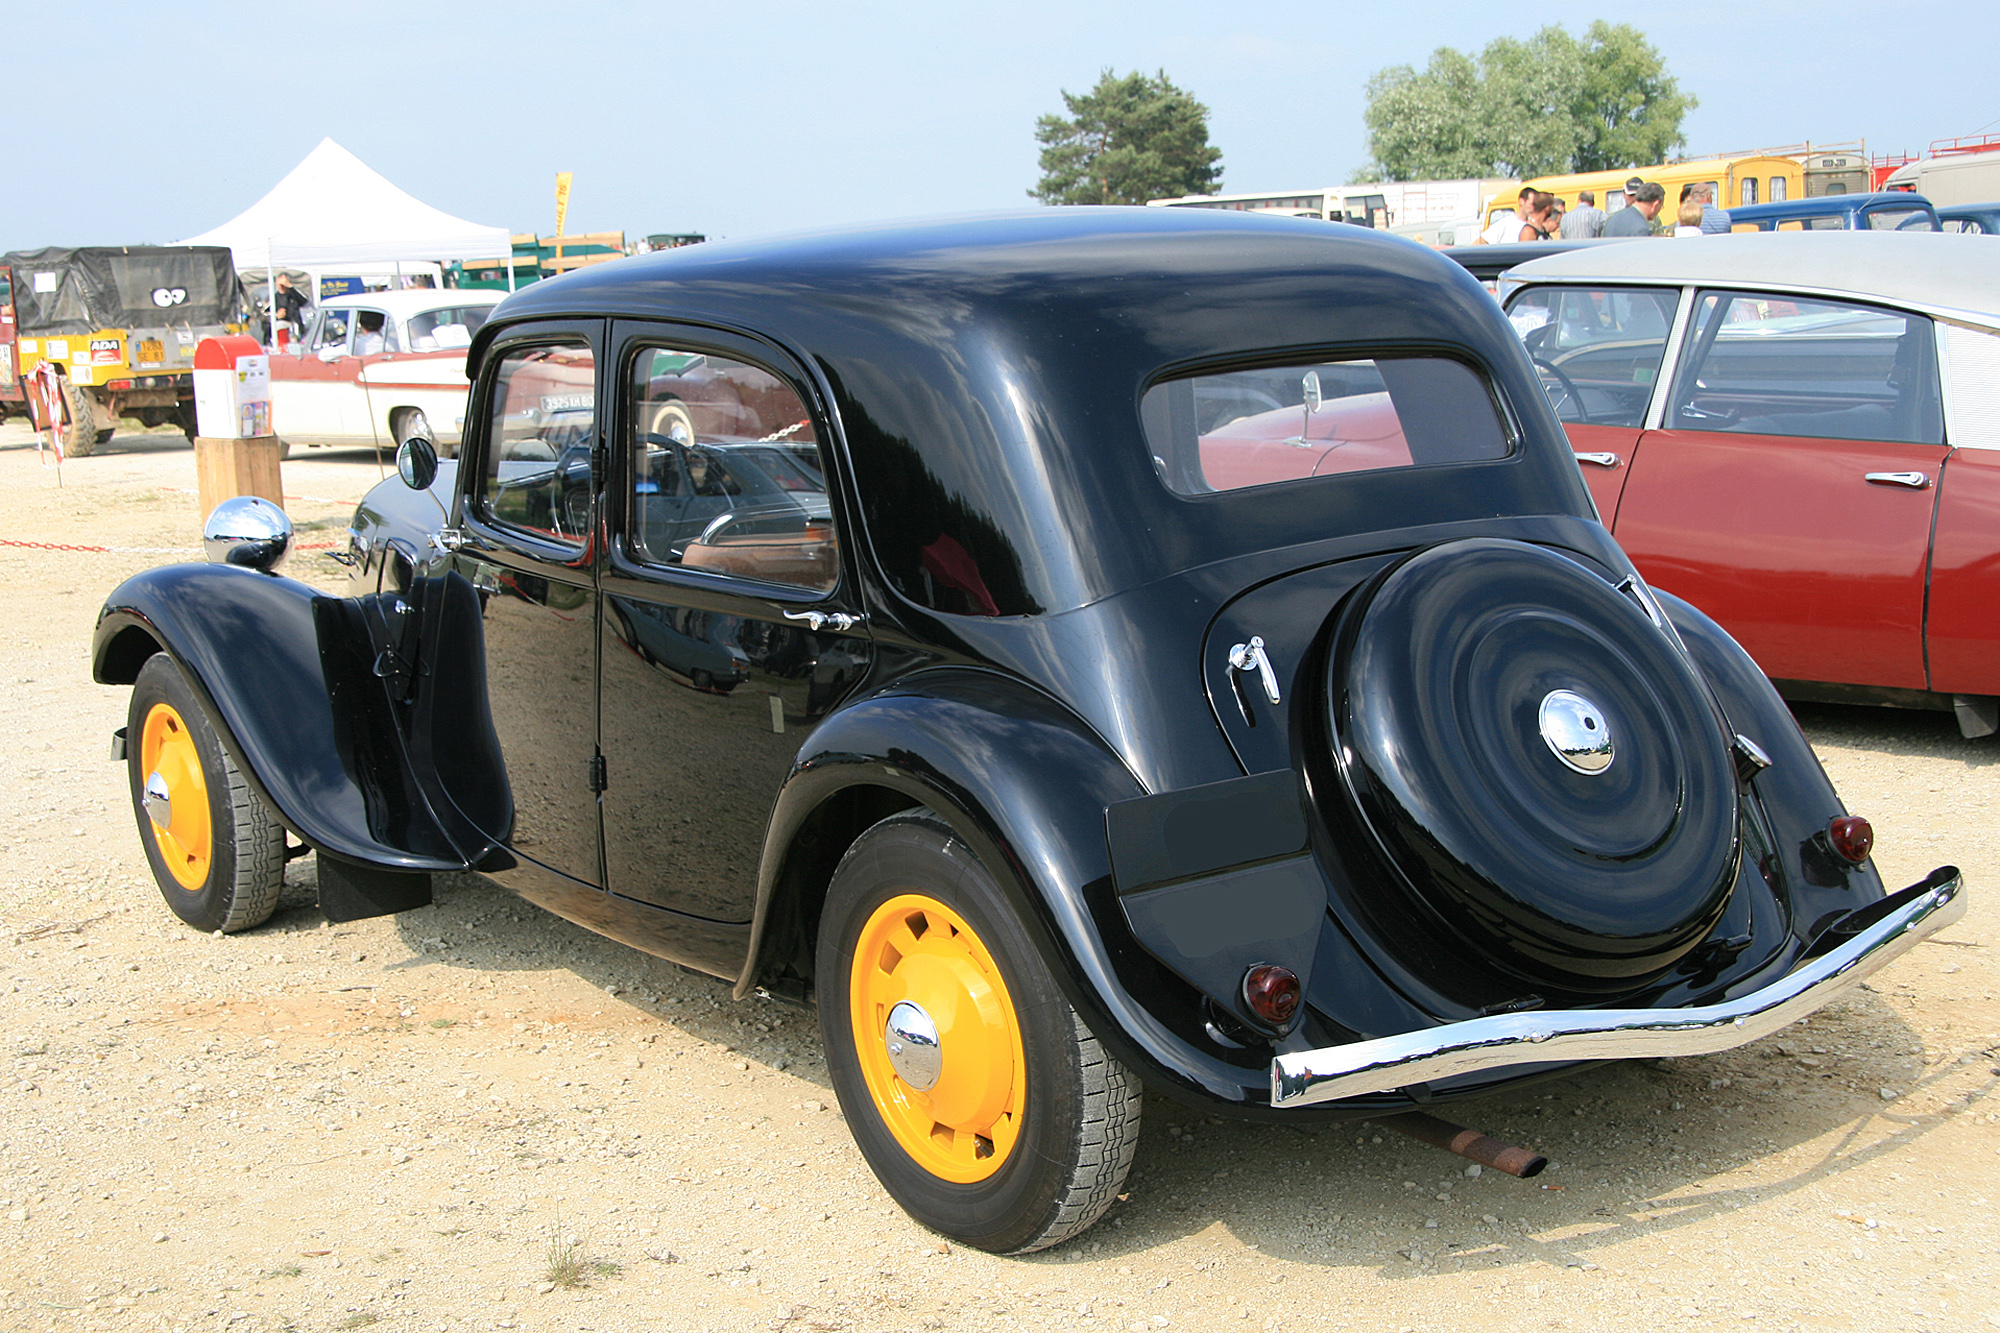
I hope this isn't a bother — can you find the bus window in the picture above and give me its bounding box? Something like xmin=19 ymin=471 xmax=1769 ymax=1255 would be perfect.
xmin=1771 ymin=177 xmax=1788 ymax=202
xmin=1741 ymin=178 xmax=1758 ymax=206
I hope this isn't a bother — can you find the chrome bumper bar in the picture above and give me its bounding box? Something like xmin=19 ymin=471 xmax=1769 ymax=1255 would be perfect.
xmin=1271 ymin=868 xmax=1964 ymax=1109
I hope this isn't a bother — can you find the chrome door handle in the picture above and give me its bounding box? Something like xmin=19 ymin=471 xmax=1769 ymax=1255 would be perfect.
xmin=1228 ymin=635 xmax=1282 ymax=705
xmin=1574 ymin=452 xmax=1621 ymax=468
xmin=1864 ymin=471 xmax=1930 ymax=490
xmin=782 ymin=608 xmax=867 ymax=632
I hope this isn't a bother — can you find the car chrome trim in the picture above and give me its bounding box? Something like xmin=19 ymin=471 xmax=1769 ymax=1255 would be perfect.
xmin=1228 ymin=635 xmax=1283 ymax=705
xmin=1538 ymin=689 xmax=1614 ymax=774
xmin=1573 ymin=451 xmax=1620 ymax=468
xmin=782 ymin=608 xmax=866 ymax=633
xmin=884 ymin=1000 xmax=943 ymax=1091
xmin=1270 ymin=868 xmax=1964 ymax=1108
xmin=1864 ymin=471 xmax=1930 ymax=490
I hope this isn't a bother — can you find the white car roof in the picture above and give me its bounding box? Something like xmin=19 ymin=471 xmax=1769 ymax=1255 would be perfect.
xmin=315 ymin=288 xmax=505 ymax=316
xmin=1505 ymin=231 xmax=2000 ymax=332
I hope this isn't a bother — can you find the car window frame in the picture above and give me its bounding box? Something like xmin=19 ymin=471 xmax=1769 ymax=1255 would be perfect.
xmin=458 ymin=318 xmax=607 ymax=568
xmin=1502 ymin=281 xmax=1698 ymax=433
xmin=604 ymin=320 xmax=853 ymax=609
xmin=1664 ymin=287 xmax=1945 ymax=446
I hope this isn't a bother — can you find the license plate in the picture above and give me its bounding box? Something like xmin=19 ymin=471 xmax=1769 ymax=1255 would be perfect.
xmin=138 ymin=340 xmax=164 ymax=366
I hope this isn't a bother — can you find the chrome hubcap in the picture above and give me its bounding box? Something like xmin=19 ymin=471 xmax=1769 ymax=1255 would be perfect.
xmin=143 ymin=771 xmax=173 ymax=827
xmin=883 ymin=1000 xmax=942 ymax=1090
xmin=1539 ymin=690 xmax=1615 ymax=774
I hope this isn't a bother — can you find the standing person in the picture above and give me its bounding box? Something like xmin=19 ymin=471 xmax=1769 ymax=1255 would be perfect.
xmin=1674 ymin=196 xmax=1705 ymax=236
xmin=1694 ymin=182 xmax=1733 ymax=234
xmin=1477 ymin=186 xmax=1537 ymax=245
xmin=271 ymin=273 xmax=309 ymax=346
xmin=1517 ymin=192 xmax=1558 ymax=241
xmin=1561 ymin=189 xmax=1607 ymax=238
xmin=1603 ymin=182 xmax=1666 ymax=236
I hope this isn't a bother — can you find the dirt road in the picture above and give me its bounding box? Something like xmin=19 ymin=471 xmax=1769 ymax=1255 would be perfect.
xmin=0 ymin=419 xmax=1994 ymax=1333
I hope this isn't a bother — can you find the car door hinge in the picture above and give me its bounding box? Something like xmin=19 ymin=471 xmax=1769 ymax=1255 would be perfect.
xmin=589 ymin=752 xmax=608 ymax=794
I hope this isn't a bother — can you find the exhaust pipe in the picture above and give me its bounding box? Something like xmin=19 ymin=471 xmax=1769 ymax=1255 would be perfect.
xmin=1377 ymin=1111 xmax=1547 ymax=1178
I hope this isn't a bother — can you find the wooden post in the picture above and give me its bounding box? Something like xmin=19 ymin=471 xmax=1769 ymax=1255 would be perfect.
xmin=193 ymin=435 xmax=285 ymax=517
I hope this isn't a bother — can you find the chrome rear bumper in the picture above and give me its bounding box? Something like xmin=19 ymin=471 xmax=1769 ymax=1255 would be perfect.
xmin=1271 ymin=868 xmax=1964 ymax=1109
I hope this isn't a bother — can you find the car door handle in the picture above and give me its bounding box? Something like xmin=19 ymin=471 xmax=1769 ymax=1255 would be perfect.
xmin=1574 ymin=452 xmax=1621 ymax=468
xmin=1864 ymin=471 xmax=1930 ymax=490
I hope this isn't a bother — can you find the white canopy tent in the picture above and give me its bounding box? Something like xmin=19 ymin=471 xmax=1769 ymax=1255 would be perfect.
xmin=174 ymin=137 xmax=515 ymax=310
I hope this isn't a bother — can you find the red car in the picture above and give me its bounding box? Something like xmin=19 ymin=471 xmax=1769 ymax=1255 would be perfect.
xmin=1503 ymin=232 xmax=2000 ymax=736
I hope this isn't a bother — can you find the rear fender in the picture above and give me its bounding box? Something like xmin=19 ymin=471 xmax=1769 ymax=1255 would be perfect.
xmin=741 ymin=667 xmax=1290 ymax=1103
xmin=1659 ymin=589 xmax=1887 ymax=934
xmin=94 ymin=562 xmax=475 ymax=875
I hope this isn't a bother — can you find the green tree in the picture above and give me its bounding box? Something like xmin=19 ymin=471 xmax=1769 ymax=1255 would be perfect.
xmin=1363 ymin=24 xmax=1693 ymax=181
xmin=1030 ymin=69 xmax=1223 ymax=205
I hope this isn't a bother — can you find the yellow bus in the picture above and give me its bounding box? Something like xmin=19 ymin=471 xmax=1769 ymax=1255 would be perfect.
xmin=1482 ymin=156 xmax=1806 ymax=228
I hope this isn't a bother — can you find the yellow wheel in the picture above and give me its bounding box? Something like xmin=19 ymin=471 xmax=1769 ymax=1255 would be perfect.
xmin=139 ymin=699 xmax=214 ymax=890
xmin=818 ymin=813 xmax=1141 ymax=1253
xmin=126 ymin=654 xmax=285 ymax=933
xmin=848 ymin=894 xmax=1026 ymax=1182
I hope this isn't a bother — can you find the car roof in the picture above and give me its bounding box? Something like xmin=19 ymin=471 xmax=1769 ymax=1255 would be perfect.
xmin=1503 ymin=231 xmax=2000 ymax=330
xmin=1728 ymin=192 xmax=1933 ymax=221
xmin=316 ymin=288 xmax=505 ymax=315
xmin=1940 ymin=202 xmax=2000 ymax=219
xmin=1441 ymin=238 xmax=1638 ymax=280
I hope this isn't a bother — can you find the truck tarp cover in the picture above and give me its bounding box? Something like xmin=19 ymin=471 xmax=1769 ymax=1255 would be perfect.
xmin=1 ymin=247 xmax=240 ymax=335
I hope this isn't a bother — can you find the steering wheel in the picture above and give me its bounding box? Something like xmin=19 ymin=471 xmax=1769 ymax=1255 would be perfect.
xmin=1532 ymin=357 xmax=1588 ymax=424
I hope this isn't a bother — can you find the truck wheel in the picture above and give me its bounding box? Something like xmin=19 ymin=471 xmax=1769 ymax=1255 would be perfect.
xmin=60 ymin=381 xmax=97 ymax=457
xmin=817 ymin=812 xmax=1141 ymax=1253
xmin=127 ymin=653 xmax=286 ymax=933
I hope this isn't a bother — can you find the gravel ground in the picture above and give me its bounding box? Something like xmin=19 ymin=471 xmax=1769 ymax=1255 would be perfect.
xmin=0 ymin=418 xmax=1994 ymax=1333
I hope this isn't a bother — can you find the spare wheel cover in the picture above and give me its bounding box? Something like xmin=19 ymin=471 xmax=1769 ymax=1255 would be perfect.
xmin=1329 ymin=538 xmax=1738 ymax=988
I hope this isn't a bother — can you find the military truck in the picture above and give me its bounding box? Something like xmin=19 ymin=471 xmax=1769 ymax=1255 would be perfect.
xmin=0 ymin=246 xmax=245 ymax=455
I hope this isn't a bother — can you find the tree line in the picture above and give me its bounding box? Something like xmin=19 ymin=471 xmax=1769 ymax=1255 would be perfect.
xmin=1031 ymin=24 xmax=1693 ymax=204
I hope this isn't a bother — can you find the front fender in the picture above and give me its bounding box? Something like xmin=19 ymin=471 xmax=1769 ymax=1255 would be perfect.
xmin=93 ymin=563 xmax=468 ymax=872
xmin=745 ymin=666 xmax=1285 ymax=1104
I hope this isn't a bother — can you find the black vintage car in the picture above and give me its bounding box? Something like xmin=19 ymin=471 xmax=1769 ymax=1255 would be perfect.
xmin=92 ymin=209 xmax=1964 ymax=1254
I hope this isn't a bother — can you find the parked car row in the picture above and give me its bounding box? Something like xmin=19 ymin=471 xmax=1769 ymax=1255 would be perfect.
xmin=1499 ymin=231 xmax=2000 ymax=735
xmin=94 ymin=210 xmax=1962 ymax=1254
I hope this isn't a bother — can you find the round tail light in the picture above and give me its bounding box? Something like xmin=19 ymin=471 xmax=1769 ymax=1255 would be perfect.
xmin=1828 ymin=816 xmax=1874 ymax=865
xmin=1242 ymin=964 xmax=1301 ymax=1028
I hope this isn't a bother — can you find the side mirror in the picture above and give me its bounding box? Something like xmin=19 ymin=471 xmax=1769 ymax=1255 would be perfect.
xmin=1302 ymin=370 xmax=1323 ymax=415
xmin=397 ymin=435 xmax=440 ymax=491
xmin=203 ymin=496 xmax=294 ymax=573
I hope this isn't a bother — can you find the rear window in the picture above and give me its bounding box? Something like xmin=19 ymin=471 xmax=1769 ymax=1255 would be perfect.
xmin=1141 ymin=357 xmax=1510 ymax=496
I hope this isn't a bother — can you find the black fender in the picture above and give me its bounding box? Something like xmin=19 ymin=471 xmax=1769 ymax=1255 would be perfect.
xmin=740 ymin=665 xmax=1289 ymax=1104
xmin=1658 ymin=588 xmax=1887 ymax=937
xmin=93 ymin=562 xmax=477 ymax=874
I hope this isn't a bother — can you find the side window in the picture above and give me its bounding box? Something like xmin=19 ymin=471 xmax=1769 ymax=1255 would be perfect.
xmin=477 ymin=342 xmax=597 ymax=548
xmin=1740 ymin=178 xmax=1758 ymax=206
xmin=1669 ymin=291 xmax=1942 ymax=445
xmin=351 ymin=308 xmax=399 ymax=354
xmin=1770 ymin=176 xmax=1788 ymax=202
xmin=407 ymin=306 xmax=488 ymax=351
xmin=311 ymin=308 xmax=352 ymax=358
xmin=1503 ymin=285 xmax=1678 ymax=426
xmin=624 ymin=346 xmax=835 ymax=593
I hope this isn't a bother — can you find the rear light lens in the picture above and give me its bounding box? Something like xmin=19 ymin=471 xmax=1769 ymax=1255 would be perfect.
xmin=1242 ymin=964 xmax=1301 ymax=1028
xmin=1828 ymin=816 xmax=1874 ymax=865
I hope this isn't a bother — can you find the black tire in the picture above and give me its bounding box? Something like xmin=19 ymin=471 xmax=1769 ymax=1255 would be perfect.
xmin=60 ymin=381 xmax=97 ymax=458
xmin=817 ymin=813 xmax=1141 ymax=1253
xmin=126 ymin=654 xmax=285 ymax=933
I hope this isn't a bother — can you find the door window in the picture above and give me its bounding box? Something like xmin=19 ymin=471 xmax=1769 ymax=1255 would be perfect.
xmin=407 ymin=305 xmax=492 ymax=350
xmin=624 ymin=346 xmax=836 ymax=593
xmin=477 ymin=341 xmax=598 ymax=549
xmin=1669 ymin=292 xmax=1942 ymax=445
xmin=310 ymin=308 xmax=352 ymax=358
xmin=1504 ymin=286 xmax=1678 ymax=426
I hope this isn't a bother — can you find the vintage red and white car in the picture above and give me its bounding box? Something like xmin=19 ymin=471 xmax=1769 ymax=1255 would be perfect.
xmin=269 ymin=288 xmax=503 ymax=456
xmin=1503 ymin=232 xmax=2000 ymax=735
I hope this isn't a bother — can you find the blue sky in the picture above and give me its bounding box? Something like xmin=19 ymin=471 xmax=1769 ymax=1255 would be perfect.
xmin=4 ymin=0 xmax=1995 ymax=251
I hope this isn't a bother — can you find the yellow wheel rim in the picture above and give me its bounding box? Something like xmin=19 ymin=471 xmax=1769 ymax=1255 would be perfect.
xmin=139 ymin=702 xmax=213 ymax=891
xmin=849 ymin=893 xmax=1025 ymax=1182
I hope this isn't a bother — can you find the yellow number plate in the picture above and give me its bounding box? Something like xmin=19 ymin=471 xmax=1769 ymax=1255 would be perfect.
xmin=137 ymin=340 xmax=164 ymax=366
